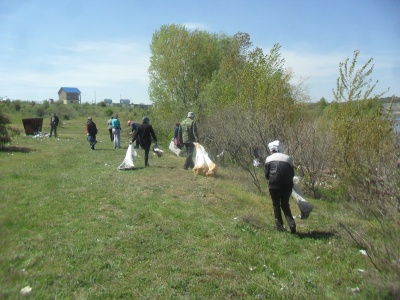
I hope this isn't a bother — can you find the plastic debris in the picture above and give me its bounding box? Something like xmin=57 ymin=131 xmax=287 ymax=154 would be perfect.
xmin=359 ymin=250 xmax=367 ymax=256
xmin=20 ymin=286 xmax=32 ymax=295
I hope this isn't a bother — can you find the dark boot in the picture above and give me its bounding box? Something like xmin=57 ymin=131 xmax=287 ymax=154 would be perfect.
xmin=275 ymin=219 xmax=285 ymax=231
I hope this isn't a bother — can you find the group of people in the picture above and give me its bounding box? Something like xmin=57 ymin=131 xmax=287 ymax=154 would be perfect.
xmin=88 ymin=111 xmax=297 ymax=234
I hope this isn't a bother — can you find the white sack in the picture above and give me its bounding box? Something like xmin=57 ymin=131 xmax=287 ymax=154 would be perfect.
xmin=293 ymin=176 xmax=304 ymax=196
xmin=193 ymin=142 xmax=217 ymax=176
xmin=169 ymin=139 xmax=182 ymax=156
xmin=118 ymin=144 xmax=136 ymax=170
xmin=152 ymin=145 xmax=164 ymax=157
xmin=292 ymin=189 xmax=313 ymax=219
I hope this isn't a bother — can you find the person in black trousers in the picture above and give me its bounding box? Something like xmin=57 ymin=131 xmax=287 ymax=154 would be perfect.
xmin=131 ymin=116 xmax=158 ymax=167
xmin=264 ymin=140 xmax=296 ymax=234
xmin=49 ymin=112 xmax=59 ymax=137
xmin=86 ymin=117 xmax=98 ymax=150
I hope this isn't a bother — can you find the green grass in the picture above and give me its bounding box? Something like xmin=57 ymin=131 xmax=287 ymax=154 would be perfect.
xmin=0 ymin=115 xmax=383 ymax=299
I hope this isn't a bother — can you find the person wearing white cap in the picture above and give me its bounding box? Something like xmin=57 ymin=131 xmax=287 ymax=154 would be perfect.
xmin=265 ymin=140 xmax=296 ymax=234
xmin=178 ymin=112 xmax=199 ymax=170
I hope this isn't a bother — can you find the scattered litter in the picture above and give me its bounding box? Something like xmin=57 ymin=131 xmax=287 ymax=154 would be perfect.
xmin=357 ymin=269 xmax=365 ymax=273
xmin=253 ymin=158 xmax=261 ymax=167
xmin=20 ymin=286 xmax=32 ymax=295
xmin=359 ymin=250 xmax=368 ymax=256
xmin=351 ymin=287 xmax=360 ymax=293
xmin=32 ymin=132 xmax=49 ymax=138
xmin=216 ymin=150 xmax=224 ymax=160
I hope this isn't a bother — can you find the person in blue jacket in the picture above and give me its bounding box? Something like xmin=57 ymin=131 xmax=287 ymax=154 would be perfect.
xmin=111 ymin=114 xmax=121 ymax=149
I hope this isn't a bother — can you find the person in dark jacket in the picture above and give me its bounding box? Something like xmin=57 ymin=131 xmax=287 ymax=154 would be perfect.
xmin=86 ymin=117 xmax=98 ymax=150
xmin=107 ymin=116 xmax=114 ymax=142
xmin=131 ymin=116 xmax=158 ymax=167
xmin=49 ymin=112 xmax=59 ymax=137
xmin=128 ymin=120 xmax=140 ymax=149
xmin=264 ymin=140 xmax=296 ymax=233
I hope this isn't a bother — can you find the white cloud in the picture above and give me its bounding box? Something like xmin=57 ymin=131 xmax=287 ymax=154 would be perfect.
xmin=182 ymin=22 xmax=209 ymax=31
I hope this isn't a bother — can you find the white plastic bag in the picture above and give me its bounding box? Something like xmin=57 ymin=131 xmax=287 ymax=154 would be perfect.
xmin=193 ymin=143 xmax=217 ymax=176
xmin=118 ymin=144 xmax=136 ymax=170
xmin=152 ymin=145 xmax=164 ymax=157
xmin=169 ymin=139 xmax=182 ymax=156
xmin=293 ymin=176 xmax=304 ymax=196
xmin=292 ymin=189 xmax=313 ymax=219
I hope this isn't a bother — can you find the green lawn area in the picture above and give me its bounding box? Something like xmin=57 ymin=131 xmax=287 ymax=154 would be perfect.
xmin=0 ymin=116 xmax=385 ymax=299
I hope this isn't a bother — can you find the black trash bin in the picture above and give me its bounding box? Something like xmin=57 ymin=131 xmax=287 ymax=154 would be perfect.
xmin=22 ymin=118 xmax=43 ymax=135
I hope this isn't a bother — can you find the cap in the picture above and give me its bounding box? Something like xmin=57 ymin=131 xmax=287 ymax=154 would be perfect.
xmin=187 ymin=112 xmax=195 ymax=118
xmin=268 ymin=140 xmax=283 ymax=153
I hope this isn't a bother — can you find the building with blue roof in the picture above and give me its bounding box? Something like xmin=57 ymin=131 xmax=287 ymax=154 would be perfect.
xmin=58 ymin=87 xmax=81 ymax=104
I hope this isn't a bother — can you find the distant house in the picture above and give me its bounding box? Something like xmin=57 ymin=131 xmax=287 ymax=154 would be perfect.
xmin=58 ymin=87 xmax=81 ymax=105
xmin=104 ymin=98 xmax=113 ymax=106
xmin=120 ymin=99 xmax=130 ymax=107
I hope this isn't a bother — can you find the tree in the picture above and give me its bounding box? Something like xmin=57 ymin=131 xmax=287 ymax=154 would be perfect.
xmin=202 ymin=44 xmax=302 ymax=192
xmin=149 ymin=24 xmax=225 ymax=123
xmin=329 ymin=51 xmax=399 ymax=289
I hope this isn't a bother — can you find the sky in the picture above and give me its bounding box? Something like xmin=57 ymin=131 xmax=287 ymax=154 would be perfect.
xmin=0 ymin=0 xmax=399 ymax=104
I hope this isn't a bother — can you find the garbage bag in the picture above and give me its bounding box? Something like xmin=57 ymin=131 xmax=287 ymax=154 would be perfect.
xmin=152 ymin=144 xmax=164 ymax=157
xmin=292 ymin=189 xmax=313 ymax=219
xmin=118 ymin=144 xmax=137 ymax=170
xmin=169 ymin=139 xmax=182 ymax=156
xmin=293 ymin=176 xmax=304 ymax=196
xmin=193 ymin=142 xmax=217 ymax=176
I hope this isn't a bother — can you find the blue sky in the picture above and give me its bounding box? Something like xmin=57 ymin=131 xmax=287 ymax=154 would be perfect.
xmin=0 ymin=0 xmax=399 ymax=104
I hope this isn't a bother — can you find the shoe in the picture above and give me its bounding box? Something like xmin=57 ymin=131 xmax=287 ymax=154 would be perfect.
xmin=276 ymin=223 xmax=285 ymax=232
xmin=145 ymin=163 xmax=150 ymax=167
xmin=290 ymin=225 xmax=297 ymax=234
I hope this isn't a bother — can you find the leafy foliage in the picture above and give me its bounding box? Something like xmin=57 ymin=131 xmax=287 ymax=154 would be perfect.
xmin=0 ymin=110 xmax=20 ymax=146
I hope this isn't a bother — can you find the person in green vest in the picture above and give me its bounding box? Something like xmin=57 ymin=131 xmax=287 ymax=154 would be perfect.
xmin=178 ymin=112 xmax=199 ymax=170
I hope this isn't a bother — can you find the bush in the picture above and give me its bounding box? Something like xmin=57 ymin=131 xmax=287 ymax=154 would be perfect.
xmin=0 ymin=111 xmax=20 ymax=146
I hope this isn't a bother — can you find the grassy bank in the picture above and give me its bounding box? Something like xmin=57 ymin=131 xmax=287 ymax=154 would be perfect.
xmin=0 ymin=116 xmax=383 ymax=299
